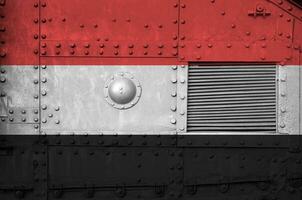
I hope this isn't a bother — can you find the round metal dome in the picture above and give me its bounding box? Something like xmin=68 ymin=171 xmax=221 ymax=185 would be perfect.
xmin=108 ymin=77 xmax=137 ymax=104
xmin=104 ymin=72 xmax=142 ymax=110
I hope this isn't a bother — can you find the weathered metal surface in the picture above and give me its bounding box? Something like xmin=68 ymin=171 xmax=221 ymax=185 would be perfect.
xmin=40 ymin=66 xmax=176 ymax=134
xmin=0 ymin=136 xmax=302 ymax=200
xmin=278 ymin=66 xmax=300 ymax=134
xmin=0 ymin=0 xmax=301 ymax=65
xmin=0 ymin=0 xmax=40 ymax=65
xmin=0 ymin=66 xmax=39 ymax=134
xmin=39 ymin=0 xmax=179 ymax=58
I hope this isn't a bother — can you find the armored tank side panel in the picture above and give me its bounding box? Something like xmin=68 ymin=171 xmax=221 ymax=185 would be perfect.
xmin=0 ymin=1 xmax=302 ymax=199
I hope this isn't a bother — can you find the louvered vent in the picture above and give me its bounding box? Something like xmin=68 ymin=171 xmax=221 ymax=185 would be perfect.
xmin=187 ymin=65 xmax=277 ymax=132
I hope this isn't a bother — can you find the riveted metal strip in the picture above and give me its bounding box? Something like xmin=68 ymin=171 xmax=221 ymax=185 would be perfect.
xmin=46 ymin=135 xmax=177 ymax=147
xmin=176 ymin=65 xmax=188 ymax=133
xmin=32 ymin=144 xmax=48 ymax=200
xmin=177 ymin=135 xmax=291 ymax=148
xmin=278 ymin=66 xmax=300 ymax=134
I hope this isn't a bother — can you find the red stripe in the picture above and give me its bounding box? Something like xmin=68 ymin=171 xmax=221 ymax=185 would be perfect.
xmin=0 ymin=0 xmax=301 ymax=65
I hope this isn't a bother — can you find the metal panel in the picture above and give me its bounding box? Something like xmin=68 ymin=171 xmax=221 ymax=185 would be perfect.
xmin=187 ymin=65 xmax=277 ymax=132
xmin=40 ymin=0 xmax=178 ymax=58
xmin=0 ymin=66 xmax=39 ymax=134
xmin=40 ymin=66 xmax=176 ymax=134
xmin=48 ymin=147 xmax=175 ymax=187
xmin=178 ymin=0 xmax=294 ymax=63
xmin=278 ymin=66 xmax=300 ymax=134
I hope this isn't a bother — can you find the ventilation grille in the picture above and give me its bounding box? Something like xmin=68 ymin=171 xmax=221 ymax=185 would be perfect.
xmin=187 ymin=65 xmax=277 ymax=132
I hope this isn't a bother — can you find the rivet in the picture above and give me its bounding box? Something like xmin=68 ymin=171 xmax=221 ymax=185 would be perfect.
xmin=42 ymin=91 xmax=47 ymax=96
xmin=171 ymin=77 xmax=177 ymax=83
xmin=172 ymin=66 xmax=177 ymax=70
xmin=42 ymin=105 xmax=47 ymax=110
xmin=171 ymin=92 xmax=177 ymax=97
xmin=0 ymin=51 xmax=6 ymax=57
xmin=55 ymin=120 xmax=60 ymax=124
xmin=56 ymin=43 xmax=61 ymax=48
xmin=41 ymin=50 xmax=47 ymax=55
xmin=0 ymin=77 xmax=6 ymax=83
xmin=280 ymin=123 xmax=285 ymax=128
xmin=170 ymin=118 xmax=176 ymax=124
xmin=180 ymin=78 xmax=185 ymax=83
xmin=170 ymin=106 xmax=177 ymax=112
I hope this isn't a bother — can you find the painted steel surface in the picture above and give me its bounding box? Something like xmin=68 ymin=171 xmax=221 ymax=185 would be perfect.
xmin=0 ymin=1 xmax=302 ymax=200
xmin=0 ymin=0 xmax=300 ymax=65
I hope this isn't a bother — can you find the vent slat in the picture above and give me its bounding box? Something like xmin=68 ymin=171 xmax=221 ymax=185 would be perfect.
xmin=187 ymin=65 xmax=277 ymax=132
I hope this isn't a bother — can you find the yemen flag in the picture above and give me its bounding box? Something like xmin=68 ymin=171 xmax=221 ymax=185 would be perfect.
xmin=0 ymin=0 xmax=302 ymax=199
